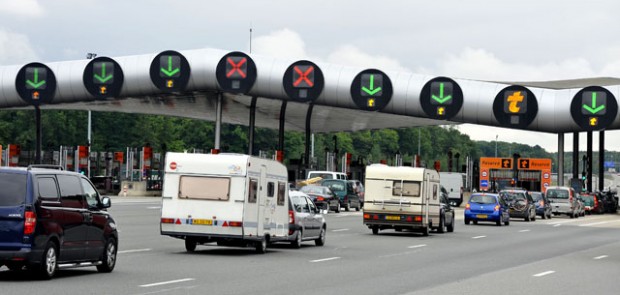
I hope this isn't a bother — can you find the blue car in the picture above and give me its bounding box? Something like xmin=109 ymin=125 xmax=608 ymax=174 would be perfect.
xmin=464 ymin=193 xmax=510 ymax=226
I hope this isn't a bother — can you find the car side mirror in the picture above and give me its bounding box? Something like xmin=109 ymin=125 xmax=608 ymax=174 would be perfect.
xmin=101 ymin=196 xmax=112 ymax=208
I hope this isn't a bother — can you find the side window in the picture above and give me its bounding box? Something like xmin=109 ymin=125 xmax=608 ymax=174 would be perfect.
xmin=267 ymin=182 xmax=275 ymax=198
xmin=248 ymin=179 xmax=258 ymax=203
xmin=301 ymin=198 xmax=310 ymax=213
xmin=37 ymin=176 xmax=60 ymax=201
xmin=57 ymin=174 xmax=84 ymax=208
xmin=80 ymin=177 xmax=99 ymax=208
xmin=307 ymin=197 xmax=316 ymax=213
xmin=277 ymin=182 xmax=286 ymax=206
xmin=433 ymin=184 xmax=438 ymax=200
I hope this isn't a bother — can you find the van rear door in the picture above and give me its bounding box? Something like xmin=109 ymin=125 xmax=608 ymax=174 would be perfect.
xmin=0 ymin=172 xmax=28 ymax=250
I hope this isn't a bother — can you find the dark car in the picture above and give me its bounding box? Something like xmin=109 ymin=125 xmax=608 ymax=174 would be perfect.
xmin=464 ymin=193 xmax=510 ymax=226
xmin=437 ymin=187 xmax=455 ymax=233
xmin=287 ymin=191 xmax=327 ymax=248
xmin=500 ymin=189 xmax=536 ymax=221
xmin=530 ymin=191 xmax=552 ymax=219
xmin=299 ymin=185 xmax=340 ymax=213
xmin=321 ymin=179 xmax=361 ymax=211
xmin=580 ymin=193 xmax=604 ymax=215
xmin=0 ymin=166 xmax=117 ymax=279
xmin=598 ymin=191 xmax=618 ymax=213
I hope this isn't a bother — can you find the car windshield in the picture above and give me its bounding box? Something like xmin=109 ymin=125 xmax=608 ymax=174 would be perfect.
xmin=546 ymin=189 xmax=569 ymax=199
xmin=469 ymin=195 xmax=496 ymax=204
xmin=323 ymin=181 xmax=345 ymax=192
xmin=501 ymin=192 xmax=526 ymax=202
xmin=0 ymin=172 xmax=27 ymax=206
xmin=530 ymin=193 xmax=543 ymax=201
xmin=581 ymin=195 xmax=595 ymax=206
xmin=300 ymin=186 xmax=325 ymax=194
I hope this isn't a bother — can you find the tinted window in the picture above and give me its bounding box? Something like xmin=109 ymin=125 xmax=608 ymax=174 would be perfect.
xmin=80 ymin=177 xmax=99 ymax=208
xmin=501 ymin=192 xmax=526 ymax=202
xmin=323 ymin=180 xmax=345 ymax=192
xmin=0 ymin=172 xmax=27 ymax=206
xmin=267 ymin=182 xmax=275 ymax=198
xmin=58 ymin=175 xmax=83 ymax=197
xmin=248 ymin=179 xmax=258 ymax=203
xmin=277 ymin=182 xmax=286 ymax=206
xmin=470 ymin=195 xmax=497 ymax=204
xmin=38 ymin=176 xmax=60 ymax=201
xmin=547 ymin=189 xmax=569 ymax=199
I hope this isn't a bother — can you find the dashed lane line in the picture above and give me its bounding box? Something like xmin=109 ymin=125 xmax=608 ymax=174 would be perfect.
xmin=471 ymin=235 xmax=486 ymax=239
xmin=310 ymin=257 xmax=341 ymax=263
xmin=118 ymin=248 xmax=152 ymax=254
xmin=140 ymin=278 xmax=195 ymax=288
xmin=533 ymin=271 xmax=555 ymax=277
xmin=594 ymin=255 xmax=609 ymax=260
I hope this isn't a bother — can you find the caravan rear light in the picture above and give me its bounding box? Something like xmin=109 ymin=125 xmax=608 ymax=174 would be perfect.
xmin=161 ymin=218 xmax=175 ymax=224
xmin=414 ymin=216 xmax=422 ymax=222
xmin=288 ymin=210 xmax=295 ymax=224
xmin=24 ymin=211 xmax=36 ymax=235
xmin=228 ymin=221 xmax=243 ymax=227
xmin=373 ymin=215 xmax=379 ymax=220
xmin=406 ymin=216 xmax=413 ymax=222
xmin=363 ymin=213 xmax=370 ymax=219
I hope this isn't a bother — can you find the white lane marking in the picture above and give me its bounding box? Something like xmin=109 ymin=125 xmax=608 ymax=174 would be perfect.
xmin=335 ymin=212 xmax=362 ymax=218
xmin=310 ymin=257 xmax=341 ymax=263
xmin=533 ymin=271 xmax=555 ymax=277
xmin=553 ymin=224 xmax=561 ymax=227
xmin=408 ymin=244 xmax=427 ymax=249
xmin=549 ymin=216 xmax=607 ymax=225
xmin=472 ymin=235 xmax=486 ymax=239
xmin=118 ymin=248 xmax=152 ymax=254
xmin=332 ymin=228 xmax=350 ymax=232
xmin=519 ymin=229 xmax=531 ymax=232
xmin=140 ymin=278 xmax=195 ymax=288
xmin=579 ymin=220 xmax=620 ymax=227
xmin=147 ymin=206 xmax=161 ymax=209
xmin=594 ymin=255 xmax=608 ymax=260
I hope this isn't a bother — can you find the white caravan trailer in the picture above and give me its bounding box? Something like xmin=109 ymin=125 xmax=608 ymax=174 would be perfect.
xmin=160 ymin=152 xmax=289 ymax=253
xmin=363 ymin=164 xmax=441 ymax=236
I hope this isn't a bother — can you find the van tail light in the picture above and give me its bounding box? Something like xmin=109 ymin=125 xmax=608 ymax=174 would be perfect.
xmin=288 ymin=210 xmax=294 ymax=224
xmin=494 ymin=205 xmax=500 ymax=211
xmin=24 ymin=211 xmax=36 ymax=235
xmin=465 ymin=203 xmax=471 ymax=210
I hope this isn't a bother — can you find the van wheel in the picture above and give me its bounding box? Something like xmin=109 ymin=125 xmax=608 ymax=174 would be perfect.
xmin=97 ymin=238 xmax=117 ymax=273
xmin=185 ymin=238 xmax=197 ymax=252
xmin=36 ymin=242 xmax=58 ymax=280
xmin=315 ymin=227 xmax=326 ymax=246
xmin=372 ymin=226 xmax=379 ymax=235
xmin=447 ymin=215 xmax=455 ymax=232
xmin=291 ymin=231 xmax=302 ymax=249
xmin=255 ymin=238 xmax=267 ymax=254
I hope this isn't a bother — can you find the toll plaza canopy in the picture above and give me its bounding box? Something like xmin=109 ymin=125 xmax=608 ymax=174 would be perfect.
xmin=1 ymin=47 xmax=620 ymax=133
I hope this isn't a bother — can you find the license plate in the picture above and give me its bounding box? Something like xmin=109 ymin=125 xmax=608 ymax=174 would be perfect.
xmin=476 ymin=214 xmax=488 ymax=219
xmin=385 ymin=215 xmax=400 ymax=221
xmin=192 ymin=219 xmax=213 ymax=225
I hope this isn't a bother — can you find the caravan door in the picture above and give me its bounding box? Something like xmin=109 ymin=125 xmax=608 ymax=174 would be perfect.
xmin=244 ymin=175 xmax=260 ymax=237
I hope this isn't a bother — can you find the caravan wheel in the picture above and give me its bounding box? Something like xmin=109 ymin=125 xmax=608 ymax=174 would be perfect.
xmin=185 ymin=238 xmax=197 ymax=252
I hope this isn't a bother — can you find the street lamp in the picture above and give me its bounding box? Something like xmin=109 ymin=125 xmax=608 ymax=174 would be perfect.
xmin=495 ymin=135 xmax=498 ymax=157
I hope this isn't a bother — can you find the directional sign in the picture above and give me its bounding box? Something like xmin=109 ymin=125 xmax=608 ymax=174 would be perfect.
xmin=83 ymin=57 xmax=124 ymax=99
xmin=350 ymin=69 xmax=393 ymax=111
xmin=216 ymin=51 xmax=257 ymax=94
xmin=283 ymin=60 xmax=324 ymax=102
xmin=519 ymin=159 xmax=530 ymax=169
xmin=493 ymin=85 xmax=538 ymax=128
xmin=570 ymin=86 xmax=617 ymax=131
xmin=149 ymin=50 xmax=190 ymax=92
xmin=420 ymin=77 xmax=463 ymax=119
xmin=501 ymin=159 xmax=512 ymax=169
xmin=15 ymin=62 xmax=56 ymax=106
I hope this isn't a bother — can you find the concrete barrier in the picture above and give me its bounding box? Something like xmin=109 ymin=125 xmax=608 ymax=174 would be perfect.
xmin=118 ymin=181 xmax=161 ymax=197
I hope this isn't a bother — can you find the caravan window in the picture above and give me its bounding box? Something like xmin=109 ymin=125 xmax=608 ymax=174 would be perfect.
xmin=248 ymin=179 xmax=258 ymax=203
xmin=267 ymin=182 xmax=275 ymax=197
xmin=277 ymin=182 xmax=286 ymax=206
xmin=179 ymin=176 xmax=230 ymax=201
xmin=393 ymin=181 xmax=421 ymax=197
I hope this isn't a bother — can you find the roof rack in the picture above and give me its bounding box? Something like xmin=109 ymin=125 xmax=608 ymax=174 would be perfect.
xmin=27 ymin=164 xmax=64 ymax=171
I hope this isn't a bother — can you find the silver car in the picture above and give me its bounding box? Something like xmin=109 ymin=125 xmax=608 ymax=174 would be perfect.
xmin=287 ymin=191 xmax=327 ymax=248
xmin=546 ymin=186 xmax=580 ymax=218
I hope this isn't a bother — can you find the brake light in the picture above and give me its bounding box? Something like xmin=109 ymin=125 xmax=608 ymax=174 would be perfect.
xmin=24 ymin=211 xmax=36 ymax=235
xmin=594 ymin=197 xmax=598 ymax=207
xmin=363 ymin=213 xmax=370 ymax=219
xmin=494 ymin=205 xmax=500 ymax=211
xmin=289 ymin=210 xmax=294 ymax=224
xmin=414 ymin=216 xmax=422 ymax=222
xmin=465 ymin=203 xmax=471 ymax=210
xmin=317 ymin=196 xmax=324 ymax=201
xmin=228 ymin=221 xmax=243 ymax=227
xmin=161 ymin=218 xmax=175 ymax=224
xmin=406 ymin=216 xmax=413 ymax=222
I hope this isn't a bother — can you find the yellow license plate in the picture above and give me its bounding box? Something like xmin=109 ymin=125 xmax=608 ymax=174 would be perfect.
xmin=192 ymin=219 xmax=213 ymax=225
xmin=476 ymin=214 xmax=488 ymax=219
xmin=385 ymin=215 xmax=401 ymax=221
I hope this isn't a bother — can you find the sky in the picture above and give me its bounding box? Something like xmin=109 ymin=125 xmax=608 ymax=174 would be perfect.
xmin=1 ymin=0 xmax=619 ymax=153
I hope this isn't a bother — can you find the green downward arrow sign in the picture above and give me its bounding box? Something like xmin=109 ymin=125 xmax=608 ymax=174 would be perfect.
xmin=582 ymin=92 xmax=605 ymax=114
xmin=94 ymin=63 xmax=113 ymax=83
xmin=26 ymin=68 xmax=46 ymax=89
xmin=160 ymin=56 xmax=180 ymax=77
xmin=431 ymin=83 xmax=452 ymax=104
xmin=362 ymin=74 xmax=382 ymax=95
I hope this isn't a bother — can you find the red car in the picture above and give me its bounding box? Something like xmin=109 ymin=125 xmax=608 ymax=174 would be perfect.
xmin=580 ymin=193 xmax=604 ymax=214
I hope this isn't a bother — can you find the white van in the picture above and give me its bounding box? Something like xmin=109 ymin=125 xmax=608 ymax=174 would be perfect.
xmin=160 ymin=152 xmax=289 ymax=253
xmin=363 ymin=164 xmax=442 ymax=236
xmin=307 ymin=170 xmax=348 ymax=180
xmin=439 ymin=172 xmax=464 ymax=207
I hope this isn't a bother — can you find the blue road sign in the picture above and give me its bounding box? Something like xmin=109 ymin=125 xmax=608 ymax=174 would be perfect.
xmin=480 ymin=180 xmax=489 ymax=187
xmin=604 ymin=161 xmax=615 ymax=168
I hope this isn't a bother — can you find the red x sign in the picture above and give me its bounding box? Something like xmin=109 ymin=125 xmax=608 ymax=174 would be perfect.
xmin=226 ymin=57 xmax=247 ymax=78
xmin=293 ymin=66 xmax=314 ymax=88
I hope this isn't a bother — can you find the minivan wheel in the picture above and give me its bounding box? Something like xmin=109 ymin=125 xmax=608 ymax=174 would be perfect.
xmin=97 ymin=238 xmax=117 ymax=273
xmin=315 ymin=227 xmax=326 ymax=246
xmin=37 ymin=242 xmax=58 ymax=280
xmin=437 ymin=215 xmax=445 ymax=233
xmin=291 ymin=230 xmax=302 ymax=249
xmin=447 ymin=215 xmax=455 ymax=232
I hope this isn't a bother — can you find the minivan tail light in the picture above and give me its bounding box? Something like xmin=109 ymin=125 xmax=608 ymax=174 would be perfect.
xmin=288 ymin=210 xmax=294 ymax=224
xmin=494 ymin=205 xmax=500 ymax=211
xmin=24 ymin=211 xmax=36 ymax=235
xmin=465 ymin=203 xmax=471 ymax=210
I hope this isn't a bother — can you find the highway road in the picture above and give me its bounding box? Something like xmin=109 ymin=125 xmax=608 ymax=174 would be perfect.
xmin=1 ymin=197 xmax=619 ymax=295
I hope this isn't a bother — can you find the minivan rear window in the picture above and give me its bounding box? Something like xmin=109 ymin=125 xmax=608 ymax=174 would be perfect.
xmin=546 ymin=189 xmax=569 ymax=199
xmin=470 ymin=195 xmax=496 ymax=204
xmin=0 ymin=172 xmax=27 ymax=206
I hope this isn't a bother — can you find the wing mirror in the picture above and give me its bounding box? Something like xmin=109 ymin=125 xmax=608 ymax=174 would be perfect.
xmin=100 ymin=196 xmax=112 ymax=209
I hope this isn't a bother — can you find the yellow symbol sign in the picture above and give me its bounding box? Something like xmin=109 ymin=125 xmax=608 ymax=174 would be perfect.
xmin=99 ymin=86 xmax=107 ymax=94
xmin=589 ymin=117 xmax=598 ymax=126
xmin=367 ymin=98 xmax=375 ymax=107
xmin=166 ymin=79 xmax=174 ymax=88
xmin=32 ymin=91 xmax=40 ymax=100
xmin=437 ymin=106 xmax=445 ymax=116
xmin=507 ymin=91 xmax=524 ymax=113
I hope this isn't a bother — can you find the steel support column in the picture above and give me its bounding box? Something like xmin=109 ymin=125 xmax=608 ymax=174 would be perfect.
xmin=586 ymin=131 xmax=593 ymax=192
xmin=572 ymin=132 xmax=579 ymax=179
xmin=599 ymin=131 xmax=605 ymax=191
xmin=304 ymin=104 xmax=314 ymax=170
xmin=213 ymin=92 xmax=223 ymax=153
xmin=558 ymin=133 xmax=564 ymax=186
xmin=248 ymin=96 xmax=257 ymax=156
xmin=35 ymin=106 xmax=42 ymax=164
xmin=278 ymin=101 xmax=287 ymax=151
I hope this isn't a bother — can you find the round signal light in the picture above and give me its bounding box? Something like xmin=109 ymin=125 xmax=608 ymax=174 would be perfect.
xmin=170 ymin=162 xmax=177 ymax=170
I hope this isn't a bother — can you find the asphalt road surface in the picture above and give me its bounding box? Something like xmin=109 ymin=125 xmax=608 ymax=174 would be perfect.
xmin=1 ymin=197 xmax=619 ymax=295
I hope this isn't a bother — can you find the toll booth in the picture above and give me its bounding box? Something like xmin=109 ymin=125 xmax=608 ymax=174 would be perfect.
xmin=74 ymin=145 xmax=88 ymax=174
xmin=479 ymin=157 xmax=552 ymax=192
xmin=6 ymin=144 xmax=20 ymax=167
